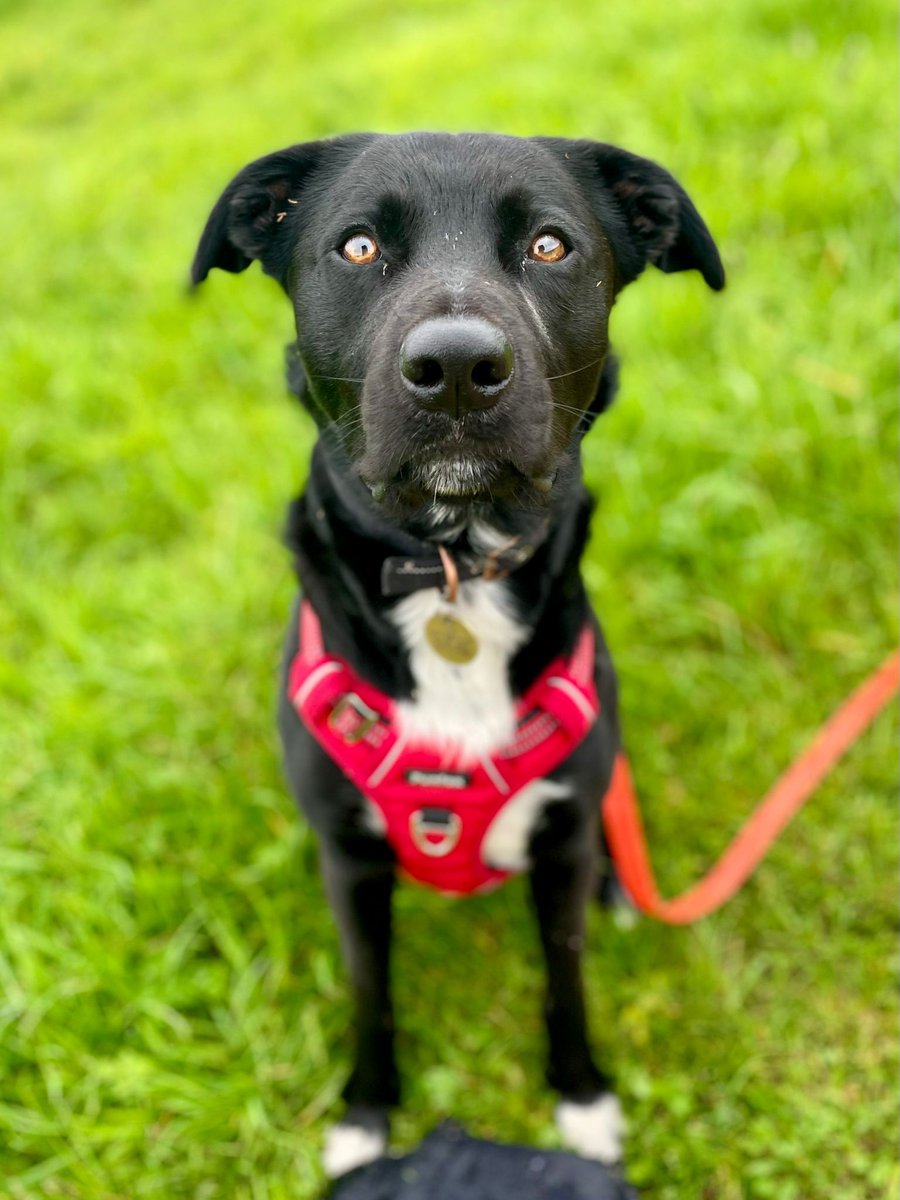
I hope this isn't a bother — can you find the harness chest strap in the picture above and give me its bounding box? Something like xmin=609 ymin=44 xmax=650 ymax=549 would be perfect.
xmin=289 ymin=601 xmax=601 ymax=896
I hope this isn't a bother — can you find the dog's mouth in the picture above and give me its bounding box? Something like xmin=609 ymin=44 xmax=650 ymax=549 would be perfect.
xmin=413 ymin=452 xmax=501 ymax=498
xmin=361 ymin=450 xmax=556 ymax=521
xmin=371 ymin=453 xmax=503 ymax=504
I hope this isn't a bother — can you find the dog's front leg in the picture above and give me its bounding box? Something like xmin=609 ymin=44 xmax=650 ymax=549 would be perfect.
xmin=319 ymin=839 xmax=397 ymax=1177
xmin=529 ymin=839 xmax=625 ymax=1166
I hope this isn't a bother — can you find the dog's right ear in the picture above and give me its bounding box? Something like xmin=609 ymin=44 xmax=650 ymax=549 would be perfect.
xmin=191 ymin=144 xmax=321 ymax=287
xmin=191 ymin=136 xmax=371 ymax=288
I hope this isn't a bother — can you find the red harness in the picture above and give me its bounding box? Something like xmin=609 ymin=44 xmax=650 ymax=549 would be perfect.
xmin=289 ymin=602 xmax=601 ymax=895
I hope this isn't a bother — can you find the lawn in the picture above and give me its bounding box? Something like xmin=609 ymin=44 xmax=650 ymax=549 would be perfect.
xmin=0 ymin=0 xmax=896 ymax=1197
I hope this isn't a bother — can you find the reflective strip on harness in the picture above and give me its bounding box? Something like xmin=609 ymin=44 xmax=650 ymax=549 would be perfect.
xmin=289 ymin=601 xmax=601 ymax=896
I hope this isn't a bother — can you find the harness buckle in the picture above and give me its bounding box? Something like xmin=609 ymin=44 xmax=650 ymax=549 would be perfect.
xmin=410 ymin=808 xmax=462 ymax=857
xmin=329 ymin=693 xmax=380 ymax=744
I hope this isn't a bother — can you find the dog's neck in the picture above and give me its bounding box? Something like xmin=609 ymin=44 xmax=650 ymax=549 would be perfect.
xmin=285 ymin=439 xmax=595 ymax=699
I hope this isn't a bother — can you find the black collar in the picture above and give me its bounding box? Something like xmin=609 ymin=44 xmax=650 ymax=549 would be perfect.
xmin=381 ymin=537 xmax=544 ymax=597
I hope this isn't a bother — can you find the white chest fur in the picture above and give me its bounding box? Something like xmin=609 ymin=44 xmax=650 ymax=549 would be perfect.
xmin=386 ymin=578 xmax=573 ymax=870
xmin=389 ymin=579 xmax=527 ymax=761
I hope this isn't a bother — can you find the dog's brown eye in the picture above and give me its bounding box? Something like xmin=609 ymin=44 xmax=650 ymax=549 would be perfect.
xmin=529 ymin=232 xmax=567 ymax=263
xmin=342 ymin=233 xmax=380 ymax=264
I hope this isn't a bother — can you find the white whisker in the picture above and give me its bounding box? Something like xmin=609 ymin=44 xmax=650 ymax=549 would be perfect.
xmin=544 ymin=356 xmax=605 ymax=383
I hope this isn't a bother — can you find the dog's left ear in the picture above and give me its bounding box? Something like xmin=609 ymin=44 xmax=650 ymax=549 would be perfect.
xmin=538 ymin=139 xmax=725 ymax=292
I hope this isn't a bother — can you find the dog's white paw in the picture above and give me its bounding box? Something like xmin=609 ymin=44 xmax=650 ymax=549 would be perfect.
xmin=322 ymin=1119 xmax=387 ymax=1178
xmin=555 ymin=1093 xmax=626 ymax=1164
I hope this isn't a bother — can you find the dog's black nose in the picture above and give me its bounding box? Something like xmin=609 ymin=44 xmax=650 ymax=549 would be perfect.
xmin=399 ymin=317 xmax=513 ymax=418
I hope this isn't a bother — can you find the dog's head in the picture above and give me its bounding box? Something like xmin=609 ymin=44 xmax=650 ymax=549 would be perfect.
xmin=192 ymin=133 xmax=722 ymax=527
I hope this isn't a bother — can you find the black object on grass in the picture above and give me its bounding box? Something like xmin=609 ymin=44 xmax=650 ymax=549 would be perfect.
xmin=326 ymin=1122 xmax=637 ymax=1200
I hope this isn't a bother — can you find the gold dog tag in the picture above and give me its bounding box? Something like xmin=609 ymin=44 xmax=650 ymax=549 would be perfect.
xmin=425 ymin=612 xmax=479 ymax=664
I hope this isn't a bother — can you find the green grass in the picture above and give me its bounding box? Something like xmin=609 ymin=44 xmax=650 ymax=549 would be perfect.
xmin=0 ymin=0 xmax=896 ymax=1196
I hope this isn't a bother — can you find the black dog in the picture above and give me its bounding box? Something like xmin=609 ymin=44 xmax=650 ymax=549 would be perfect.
xmin=192 ymin=132 xmax=723 ymax=1177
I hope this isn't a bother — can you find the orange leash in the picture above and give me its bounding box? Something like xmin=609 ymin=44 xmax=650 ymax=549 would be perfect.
xmin=603 ymin=652 xmax=899 ymax=924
